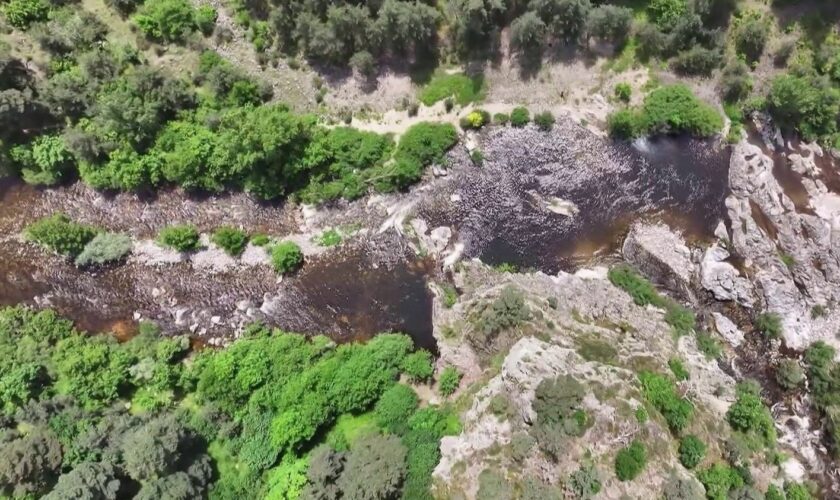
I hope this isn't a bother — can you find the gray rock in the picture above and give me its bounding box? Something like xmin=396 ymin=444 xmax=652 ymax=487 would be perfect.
xmin=622 ymin=223 xmax=694 ymax=301
xmin=700 ymin=245 xmax=754 ymax=307
xmin=712 ymin=312 xmax=745 ymax=347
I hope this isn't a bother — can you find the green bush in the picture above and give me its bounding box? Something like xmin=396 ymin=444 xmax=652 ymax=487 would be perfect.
xmin=697 ymin=463 xmax=744 ymax=500
xmin=401 ymin=350 xmax=434 ymax=382
xmin=607 ymin=264 xmax=666 ymax=307
xmin=609 ymin=85 xmax=723 ymax=138
xmin=510 ymin=107 xmax=530 ymax=127
xmin=25 ymin=214 xmax=98 ymax=258
xmin=614 ymin=83 xmax=632 ymax=103
xmin=133 ymin=0 xmax=198 ymax=42
xmin=669 ymin=358 xmax=689 ymax=381
xmin=194 ymin=5 xmax=216 ymax=36
xmin=530 ymin=375 xmax=590 ymax=459
xmin=607 ymin=109 xmax=641 ymax=138
xmin=665 ymin=303 xmax=696 ymax=337
xmin=3 ymin=0 xmax=48 ymax=28
xmin=270 ymin=241 xmax=303 ymax=274
xmin=568 ymin=464 xmax=601 ymax=498
xmin=315 ymin=229 xmax=341 ymax=247
xmin=783 ymin=481 xmax=814 ymax=500
xmin=419 ymin=73 xmax=485 ymax=106
xmin=474 ymin=286 xmax=531 ymax=339
xmin=767 ymin=74 xmax=840 ymax=141
xmin=383 ymin=122 xmax=458 ymax=191
xmin=374 ymin=384 xmax=419 ymax=434
xmin=734 ymin=14 xmax=768 ymax=63
xmin=533 ymin=111 xmax=555 ymax=131
xmin=157 ymin=224 xmax=200 ymax=252
xmin=11 ymin=135 xmax=74 ymax=186
xmin=726 ymin=381 xmax=776 ymax=447
xmin=438 ymin=367 xmax=461 ymax=396
xmin=696 ymin=331 xmax=723 ymax=359
xmin=493 ymin=113 xmax=510 ymax=125
xmin=251 ymin=234 xmax=270 ymax=246
xmin=776 ymin=359 xmax=805 ymax=390
xmin=755 ymin=312 xmax=782 ymax=339
xmin=614 ymin=440 xmax=647 ymax=481
xmin=74 ymin=233 xmax=133 ymax=267
xmin=638 ymin=371 xmax=693 ymax=433
xmin=672 ymin=47 xmax=723 ymax=77
xmin=678 ymin=435 xmax=706 ymax=469
xmin=212 ymin=226 xmax=249 ymax=256
xmin=459 ymin=109 xmax=490 ymax=130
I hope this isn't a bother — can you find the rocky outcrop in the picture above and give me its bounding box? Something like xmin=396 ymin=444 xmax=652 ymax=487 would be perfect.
xmin=700 ymin=245 xmax=755 ymax=307
xmin=726 ymin=141 xmax=840 ymax=349
xmin=622 ymin=223 xmax=694 ymax=301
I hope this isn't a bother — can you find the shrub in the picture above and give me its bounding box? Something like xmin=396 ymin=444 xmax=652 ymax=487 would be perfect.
xmin=672 ymin=47 xmax=722 ymax=76
xmin=665 ymin=303 xmax=696 ymax=336
xmin=734 ymin=14 xmax=768 ymax=63
xmin=349 ymin=50 xmax=376 ymax=79
xmin=11 ymin=135 xmax=74 ymax=186
xmin=678 ymin=435 xmax=706 ymax=469
xmin=726 ymin=381 xmax=776 ymax=447
xmin=784 ymin=481 xmax=813 ymax=500
xmin=510 ymin=11 xmax=547 ymax=55
xmin=384 ymin=122 xmax=458 ymax=191
xmin=776 ymin=359 xmax=805 ymax=390
xmin=270 ymin=241 xmax=303 ymax=274
xmin=315 ymin=229 xmax=341 ymax=247
xmin=765 ymin=485 xmax=784 ymax=500
xmin=194 ymin=5 xmax=216 ymax=35
xmin=697 ymin=463 xmax=744 ymax=500
xmin=614 ymin=83 xmax=632 ymax=103
xmin=374 ymin=384 xmax=419 ymax=434
xmin=212 ymin=226 xmax=248 ymax=256
xmin=477 ymin=468 xmax=513 ymax=500
xmin=719 ymin=60 xmax=753 ymax=103
xmin=755 ymin=312 xmax=782 ymax=339
xmin=250 ymin=234 xmax=270 ymax=246
xmin=3 ymin=0 xmax=48 ymax=28
xmin=533 ymin=111 xmax=555 ymax=131
xmin=401 ymin=350 xmax=434 ymax=382
xmin=614 ymin=440 xmax=646 ymax=481
xmin=510 ymin=107 xmax=530 ymax=127
xmin=767 ymin=74 xmax=840 ymax=141
xmin=607 ymin=108 xmax=641 ymax=138
xmin=25 ymin=214 xmax=98 ymax=258
xmin=531 ymin=375 xmax=590 ymax=458
xmin=475 ymin=286 xmax=531 ymax=338
xmin=662 ymin=472 xmax=705 ymax=500
xmin=640 ymin=85 xmax=723 ymax=137
xmin=157 ymin=224 xmax=200 ymax=252
xmin=586 ymin=4 xmax=632 ymax=44
xmin=438 ymin=367 xmax=461 ymax=396
xmin=696 ymin=331 xmax=723 ymax=359
xmin=74 ymin=233 xmax=133 ymax=267
xmin=460 ymin=109 xmax=489 ymax=130
xmin=568 ymin=465 xmax=601 ymax=498
xmin=669 ymin=359 xmax=689 ymax=381
xmin=419 ymin=73 xmax=485 ymax=106
xmin=493 ymin=113 xmax=509 ymax=125
xmin=638 ymin=371 xmax=694 ymax=433
xmin=133 ymin=0 xmax=198 ymax=42
xmin=607 ymin=264 xmax=665 ymax=307
xmin=470 ymin=149 xmax=484 ymax=166
xmin=441 ymin=284 xmax=458 ymax=308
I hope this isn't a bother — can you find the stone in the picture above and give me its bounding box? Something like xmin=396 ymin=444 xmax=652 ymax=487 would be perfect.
xmin=700 ymin=245 xmax=755 ymax=307
xmin=622 ymin=223 xmax=694 ymax=300
xmin=712 ymin=312 xmax=745 ymax=347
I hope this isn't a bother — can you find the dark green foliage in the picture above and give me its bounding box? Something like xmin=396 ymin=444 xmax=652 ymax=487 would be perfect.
xmin=402 ymin=350 xmax=434 ymax=382
xmin=194 ymin=5 xmax=216 ymax=36
xmin=336 ymin=434 xmax=408 ymax=500
xmin=212 ymin=226 xmax=248 ymax=256
xmin=474 ymin=286 xmax=531 ymax=339
xmin=638 ymin=371 xmax=694 ymax=433
xmin=726 ymin=381 xmax=776 ymax=448
xmin=719 ymin=60 xmax=753 ymax=102
xmin=0 ymin=429 xmax=63 ymax=497
xmin=765 ymin=485 xmax=784 ymax=500
xmin=697 ymin=463 xmax=744 ymax=500
xmin=586 ymin=4 xmax=632 ymax=44
xmin=614 ymin=440 xmax=647 ymax=481
xmin=493 ymin=112 xmax=510 ymax=125
xmin=11 ymin=134 xmax=74 ymax=186
xmin=375 ymin=384 xmax=419 ymax=434
xmin=755 ymin=312 xmax=782 ymax=339
xmin=615 ymin=83 xmax=632 ymax=103
xmin=25 ymin=214 xmax=98 ymax=258
xmin=510 ymin=12 xmax=547 ymax=55
xmin=669 ymin=358 xmax=690 ymax=381
xmin=531 ymin=375 xmax=590 ymax=459
xmin=270 ymin=241 xmax=303 ymax=274
xmin=672 ymin=47 xmax=722 ymax=76
xmin=385 ymin=122 xmax=457 ymax=191
xmin=767 ymin=74 xmax=840 ymax=141
xmin=438 ymin=366 xmax=461 ymax=396
xmin=510 ymin=107 xmax=530 ymax=127
xmin=42 ymin=462 xmax=121 ymax=500
xmin=157 ymin=224 xmax=200 ymax=252
xmin=567 ymin=464 xmax=601 ymax=498
xmin=734 ymin=14 xmax=768 ymax=63
xmin=534 ymin=111 xmax=556 ymax=131
xmin=648 ymin=0 xmax=687 ymax=30
xmin=678 ymin=434 xmax=706 ymax=469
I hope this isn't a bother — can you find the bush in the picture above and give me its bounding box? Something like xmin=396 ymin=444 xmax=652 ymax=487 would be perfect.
xmin=531 ymin=375 xmax=590 ymax=458
xmin=133 ymin=0 xmax=198 ymax=42
xmin=74 ymin=233 xmax=133 ymax=267
xmin=639 ymin=371 xmax=694 ymax=433
xmin=533 ymin=111 xmax=555 ymax=131
xmin=493 ymin=113 xmax=509 ymax=125
xmin=784 ymin=481 xmax=814 ymax=500
xmin=251 ymin=234 xmax=270 ymax=247
xmin=510 ymin=107 xmax=530 ymax=127
xmin=194 ymin=5 xmax=216 ymax=36
xmin=384 ymin=122 xmax=458 ymax=191
xmin=776 ymin=359 xmax=805 ymax=390
xmin=662 ymin=472 xmax=705 ymax=500
xmin=438 ymin=366 xmax=461 ymax=396
xmin=3 ymin=0 xmax=48 ymax=29
xmin=607 ymin=109 xmax=641 ymax=138
xmin=614 ymin=83 xmax=632 ymax=103
xmin=419 ymin=73 xmax=485 ymax=107
xmin=669 ymin=359 xmax=689 ymax=381
xmin=640 ymin=85 xmax=723 ymax=137
xmin=719 ymin=60 xmax=753 ymax=103
xmin=459 ymin=109 xmax=489 ymax=130
xmin=696 ymin=331 xmax=723 ymax=359
xmin=477 ymin=468 xmax=513 ymax=500
xmin=614 ymin=440 xmax=647 ymax=481
xmin=374 ymin=384 xmax=419 ymax=434
xmin=568 ymin=464 xmax=601 ymax=498
xmin=315 ymin=229 xmax=341 ymax=247
xmin=474 ymin=286 xmax=531 ymax=339
xmin=755 ymin=312 xmax=782 ymax=339
xmin=11 ymin=135 xmax=74 ymax=187
xmin=678 ymin=435 xmax=706 ymax=469
xmin=349 ymin=50 xmax=376 ymax=79
xmin=734 ymin=14 xmax=768 ymax=63
xmin=401 ymin=351 xmax=434 ymax=383
xmin=607 ymin=264 xmax=665 ymax=307
xmin=212 ymin=226 xmax=248 ymax=256
xmin=726 ymin=381 xmax=776 ymax=447
xmin=672 ymin=47 xmax=722 ymax=76
xmin=25 ymin=214 xmax=98 ymax=258
xmin=697 ymin=463 xmax=744 ymax=500
xmin=270 ymin=241 xmax=303 ymax=274
xmin=157 ymin=224 xmax=200 ymax=252
xmin=586 ymin=4 xmax=632 ymax=44
xmin=767 ymin=74 xmax=840 ymax=141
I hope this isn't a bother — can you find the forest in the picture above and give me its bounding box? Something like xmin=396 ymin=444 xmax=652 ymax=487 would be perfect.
xmin=0 ymin=306 xmax=460 ymax=499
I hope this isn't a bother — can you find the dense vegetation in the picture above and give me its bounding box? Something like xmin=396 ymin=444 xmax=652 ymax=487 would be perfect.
xmin=0 ymin=306 xmax=458 ymax=498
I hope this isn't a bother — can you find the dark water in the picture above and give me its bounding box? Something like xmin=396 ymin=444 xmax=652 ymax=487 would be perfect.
xmin=421 ymin=127 xmax=732 ymax=273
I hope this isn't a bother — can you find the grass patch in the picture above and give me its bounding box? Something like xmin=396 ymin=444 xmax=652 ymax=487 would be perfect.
xmin=419 ymin=73 xmax=486 ymax=107
xmin=576 ymin=337 xmax=619 ymax=364
xmin=326 ymin=412 xmax=379 ymax=450
xmin=695 ymin=331 xmax=723 ymax=359
xmin=608 ymin=264 xmax=696 ymax=336
xmin=441 ymin=284 xmax=458 ymax=308
xmin=314 ymin=229 xmax=342 ymax=247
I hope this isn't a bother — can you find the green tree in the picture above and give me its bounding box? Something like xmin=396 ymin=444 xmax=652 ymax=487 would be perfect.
xmin=510 ymin=12 xmax=547 ymax=56
xmin=12 ymin=134 xmax=74 ymax=186
xmin=121 ymin=415 xmax=186 ymax=481
xmin=375 ymin=384 xmax=419 ymax=434
xmin=43 ymin=462 xmax=122 ymax=500
xmin=302 ymin=445 xmax=344 ymax=500
xmin=401 ymin=350 xmax=434 ymax=382
xmin=586 ymin=4 xmax=632 ymax=44
xmin=133 ymin=0 xmax=198 ymax=42
xmin=52 ymin=334 xmax=132 ymax=409
xmin=768 ymin=74 xmax=840 ymax=140
xmin=3 ymin=0 xmax=49 ymax=28
xmin=336 ymin=434 xmax=408 ymax=500
xmin=0 ymin=429 xmax=63 ymax=497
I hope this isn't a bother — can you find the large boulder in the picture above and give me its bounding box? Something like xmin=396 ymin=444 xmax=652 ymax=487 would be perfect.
xmin=700 ymin=245 xmax=755 ymax=307
xmin=622 ymin=223 xmax=694 ymax=301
